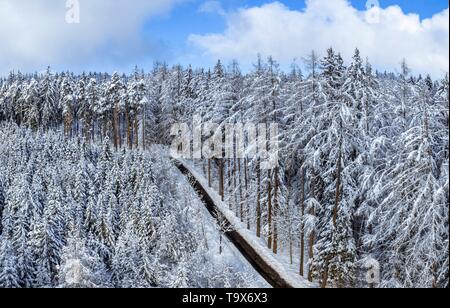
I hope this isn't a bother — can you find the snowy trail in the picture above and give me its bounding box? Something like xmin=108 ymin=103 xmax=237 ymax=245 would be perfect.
xmin=172 ymin=158 xmax=317 ymax=289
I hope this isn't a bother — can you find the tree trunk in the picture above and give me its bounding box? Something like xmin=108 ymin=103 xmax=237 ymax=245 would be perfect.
xmin=321 ymin=265 xmax=330 ymax=289
xmin=118 ymin=108 xmax=122 ymax=149
xmin=238 ymin=158 xmax=243 ymax=222
xmin=102 ymin=117 xmax=108 ymax=143
xmin=112 ymin=104 xmax=120 ymax=150
xmin=126 ymin=107 xmax=132 ymax=150
xmin=84 ymin=116 xmax=92 ymax=144
xmin=267 ymin=175 xmax=273 ymax=250
xmin=141 ymin=108 xmax=145 ymax=150
xmin=333 ymin=142 xmax=343 ymax=227
xmin=256 ymin=160 xmax=261 ymax=238
xmin=307 ymin=228 xmax=315 ymax=282
xmin=233 ymin=157 xmax=238 ymax=217
xmin=272 ymin=167 xmax=279 ymax=254
xmin=286 ymin=171 xmax=293 ymax=265
xmin=227 ymin=160 xmax=233 ymax=211
xmin=245 ymin=158 xmax=250 ymax=230
xmin=219 ymin=160 xmax=224 ymax=202
xmin=308 ymin=177 xmax=316 ymax=282
xmin=322 ymin=139 xmax=343 ymax=289
xmin=299 ymin=167 xmax=306 ymax=277
xmin=91 ymin=115 xmax=96 ymax=143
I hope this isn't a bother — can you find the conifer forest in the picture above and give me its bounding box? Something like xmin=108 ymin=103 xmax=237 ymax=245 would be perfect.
xmin=0 ymin=48 xmax=448 ymax=288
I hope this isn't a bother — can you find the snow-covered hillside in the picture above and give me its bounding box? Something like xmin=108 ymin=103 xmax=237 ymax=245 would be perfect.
xmin=0 ymin=49 xmax=448 ymax=288
xmin=0 ymin=126 xmax=267 ymax=288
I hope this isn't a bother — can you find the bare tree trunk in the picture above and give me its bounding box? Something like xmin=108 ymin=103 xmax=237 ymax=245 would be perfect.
xmin=238 ymin=158 xmax=243 ymax=222
xmin=245 ymin=158 xmax=250 ymax=230
xmin=256 ymin=160 xmax=261 ymax=238
xmin=267 ymin=175 xmax=273 ymax=250
xmin=84 ymin=116 xmax=92 ymax=144
xmin=272 ymin=167 xmax=279 ymax=254
xmin=228 ymin=160 xmax=232 ymax=187
xmin=227 ymin=160 xmax=233 ymax=211
xmin=134 ymin=114 xmax=139 ymax=149
xmin=286 ymin=172 xmax=293 ymax=264
xmin=299 ymin=167 xmax=306 ymax=276
xmin=432 ymin=262 xmax=438 ymax=288
xmin=126 ymin=106 xmax=132 ymax=150
xmin=233 ymin=158 xmax=237 ymax=214
xmin=91 ymin=116 xmax=96 ymax=143
xmin=102 ymin=117 xmax=107 ymax=143
xmin=118 ymin=108 xmax=122 ymax=149
xmin=289 ymin=229 xmax=293 ymax=265
xmin=219 ymin=160 xmax=224 ymax=202
xmin=333 ymin=143 xmax=343 ymax=227
xmin=141 ymin=107 xmax=145 ymax=150
xmin=113 ymin=104 xmax=120 ymax=150
xmin=218 ymin=126 xmax=226 ymax=201
xmin=64 ymin=112 xmax=73 ymax=139
xmin=308 ymin=227 xmax=315 ymax=282
xmin=321 ymin=265 xmax=330 ymax=289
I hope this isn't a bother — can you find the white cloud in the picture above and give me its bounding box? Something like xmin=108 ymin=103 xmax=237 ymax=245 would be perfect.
xmin=189 ymin=0 xmax=449 ymax=78
xmin=0 ymin=0 xmax=183 ymax=74
xmin=199 ymin=0 xmax=226 ymax=16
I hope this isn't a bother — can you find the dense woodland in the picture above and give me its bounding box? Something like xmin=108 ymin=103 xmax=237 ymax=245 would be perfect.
xmin=0 ymin=48 xmax=449 ymax=288
xmin=0 ymin=127 xmax=265 ymax=288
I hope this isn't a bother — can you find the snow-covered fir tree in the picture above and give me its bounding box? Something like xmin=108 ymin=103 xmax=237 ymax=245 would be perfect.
xmin=0 ymin=49 xmax=448 ymax=288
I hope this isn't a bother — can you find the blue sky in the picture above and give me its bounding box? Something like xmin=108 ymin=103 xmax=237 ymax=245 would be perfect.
xmin=143 ymin=0 xmax=449 ymax=68
xmin=148 ymin=0 xmax=449 ymax=42
xmin=0 ymin=0 xmax=448 ymax=77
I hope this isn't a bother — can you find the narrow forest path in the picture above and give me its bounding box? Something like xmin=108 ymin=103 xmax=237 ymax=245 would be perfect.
xmin=172 ymin=158 xmax=316 ymax=289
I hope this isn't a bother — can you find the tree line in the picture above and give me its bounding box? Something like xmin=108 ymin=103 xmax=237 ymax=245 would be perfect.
xmin=0 ymin=48 xmax=448 ymax=288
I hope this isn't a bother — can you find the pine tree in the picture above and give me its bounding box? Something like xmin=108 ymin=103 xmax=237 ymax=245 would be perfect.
xmin=86 ymin=78 xmax=99 ymax=142
xmin=57 ymin=226 xmax=106 ymax=288
xmin=126 ymin=68 xmax=147 ymax=149
xmin=397 ymin=59 xmax=413 ymax=127
xmin=10 ymin=174 xmax=35 ymax=287
xmin=73 ymin=155 xmax=90 ymax=231
xmin=168 ymin=256 xmax=190 ymax=288
xmin=61 ymin=77 xmax=75 ymax=137
xmin=27 ymin=212 xmax=52 ymax=287
xmin=44 ymin=174 xmax=66 ymax=280
xmin=76 ymin=76 xmax=90 ymax=141
xmin=111 ymin=223 xmax=141 ymax=288
xmin=307 ymin=48 xmax=357 ymax=288
xmin=343 ymin=49 xmax=378 ymax=133
xmin=39 ymin=67 xmax=58 ymax=129
xmin=21 ymin=79 xmax=41 ymax=129
xmin=95 ymin=182 xmax=115 ymax=264
xmin=0 ymin=236 xmax=21 ymax=288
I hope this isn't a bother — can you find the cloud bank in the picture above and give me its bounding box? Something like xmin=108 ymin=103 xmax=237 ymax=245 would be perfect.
xmin=0 ymin=0 xmax=183 ymax=74
xmin=190 ymin=0 xmax=449 ymax=78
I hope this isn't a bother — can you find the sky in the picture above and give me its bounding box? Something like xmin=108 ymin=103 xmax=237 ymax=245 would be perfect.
xmin=0 ymin=0 xmax=448 ymax=78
